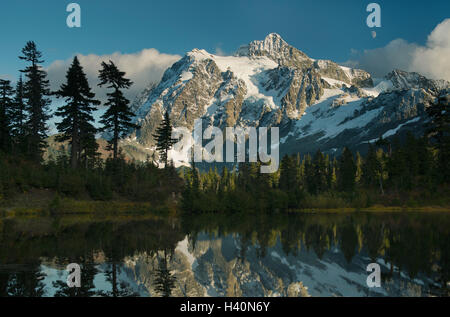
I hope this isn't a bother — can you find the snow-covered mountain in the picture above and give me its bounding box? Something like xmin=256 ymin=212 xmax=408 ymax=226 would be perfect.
xmin=122 ymin=33 xmax=449 ymax=164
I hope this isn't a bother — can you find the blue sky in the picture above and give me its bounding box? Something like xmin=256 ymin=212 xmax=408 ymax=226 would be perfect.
xmin=1 ymin=0 xmax=449 ymax=134
xmin=0 ymin=0 xmax=449 ymax=79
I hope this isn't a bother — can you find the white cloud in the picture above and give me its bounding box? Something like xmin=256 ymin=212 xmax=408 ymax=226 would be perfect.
xmin=215 ymin=47 xmax=226 ymax=56
xmin=214 ymin=43 xmax=228 ymax=56
xmin=345 ymin=19 xmax=450 ymax=81
xmin=46 ymin=48 xmax=181 ymax=105
xmin=0 ymin=74 xmax=15 ymax=82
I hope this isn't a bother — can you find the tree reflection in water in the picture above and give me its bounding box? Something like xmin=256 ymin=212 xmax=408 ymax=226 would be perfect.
xmin=153 ymin=250 xmax=176 ymax=297
xmin=0 ymin=212 xmax=448 ymax=297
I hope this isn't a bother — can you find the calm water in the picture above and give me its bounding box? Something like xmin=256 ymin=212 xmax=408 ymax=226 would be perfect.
xmin=0 ymin=212 xmax=449 ymax=297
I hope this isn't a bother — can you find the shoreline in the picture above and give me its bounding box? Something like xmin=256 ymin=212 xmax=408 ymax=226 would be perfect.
xmin=0 ymin=198 xmax=177 ymax=217
xmin=292 ymin=206 xmax=450 ymax=213
xmin=1 ymin=199 xmax=449 ymax=217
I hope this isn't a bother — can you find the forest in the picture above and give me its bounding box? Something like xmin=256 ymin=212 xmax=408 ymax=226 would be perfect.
xmin=0 ymin=41 xmax=449 ymax=214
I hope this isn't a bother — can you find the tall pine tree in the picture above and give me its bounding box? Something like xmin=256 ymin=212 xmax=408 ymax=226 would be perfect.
xmin=98 ymin=61 xmax=138 ymax=159
xmin=362 ymin=144 xmax=384 ymax=194
xmin=10 ymin=75 xmax=27 ymax=151
xmin=0 ymin=79 xmax=14 ymax=152
xmin=54 ymin=56 xmax=100 ymax=168
xmin=338 ymin=147 xmax=357 ymax=192
xmin=152 ymin=111 xmax=176 ymax=168
xmin=426 ymin=94 xmax=450 ymax=184
xmin=312 ymin=150 xmax=328 ymax=194
xmin=19 ymin=41 xmax=52 ymax=162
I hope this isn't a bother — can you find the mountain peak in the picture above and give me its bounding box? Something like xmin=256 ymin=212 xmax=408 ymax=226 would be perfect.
xmin=235 ymin=33 xmax=289 ymax=57
xmin=265 ymin=32 xmax=283 ymax=39
xmin=263 ymin=32 xmax=286 ymax=44
xmin=234 ymin=32 xmax=311 ymax=69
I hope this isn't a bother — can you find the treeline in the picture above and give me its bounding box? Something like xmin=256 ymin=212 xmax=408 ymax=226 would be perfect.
xmin=0 ymin=154 xmax=182 ymax=203
xmin=0 ymin=41 xmax=182 ymax=204
xmin=182 ymin=94 xmax=449 ymax=213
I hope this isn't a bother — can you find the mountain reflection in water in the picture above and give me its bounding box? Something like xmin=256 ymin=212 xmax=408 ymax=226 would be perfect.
xmin=0 ymin=212 xmax=448 ymax=297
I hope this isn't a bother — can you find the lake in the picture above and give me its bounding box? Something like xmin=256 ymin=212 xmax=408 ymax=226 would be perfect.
xmin=0 ymin=212 xmax=448 ymax=297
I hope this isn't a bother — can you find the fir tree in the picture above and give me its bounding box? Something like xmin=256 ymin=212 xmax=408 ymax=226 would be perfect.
xmin=279 ymin=155 xmax=296 ymax=192
xmin=80 ymin=122 xmax=101 ymax=168
xmin=338 ymin=147 xmax=357 ymax=192
xmin=279 ymin=155 xmax=300 ymax=207
xmin=304 ymin=154 xmax=315 ymax=194
xmin=10 ymin=76 xmax=27 ymax=149
xmin=0 ymin=79 xmax=14 ymax=152
xmin=362 ymin=144 xmax=383 ymax=194
xmin=152 ymin=111 xmax=176 ymax=167
xmin=191 ymin=161 xmax=201 ymax=197
xmin=375 ymin=136 xmax=391 ymax=157
xmin=98 ymin=61 xmax=138 ymax=159
xmin=54 ymin=56 xmax=100 ymax=168
xmin=153 ymin=254 xmax=176 ymax=297
xmin=312 ymin=150 xmax=328 ymax=194
xmin=355 ymin=152 xmax=363 ymax=185
xmin=19 ymin=41 xmax=52 ymax=162
xmin=220 ymin=166 xmax=230 ymax=193
xmin=426 ymin=94 xmax=450 ymax=184
xmin=182 ymin=150 xmax=200 ymax=212
xmin=328 ymin=158 xmax=338 ymax=190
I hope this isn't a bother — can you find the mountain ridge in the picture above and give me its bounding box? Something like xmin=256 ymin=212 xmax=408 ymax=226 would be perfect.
xmin=116 ymin=33 xmax=449 ymax=165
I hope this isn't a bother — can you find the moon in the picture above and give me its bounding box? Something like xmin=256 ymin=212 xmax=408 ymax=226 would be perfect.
xmin=371 ymin=30 xmax=377 ymax=39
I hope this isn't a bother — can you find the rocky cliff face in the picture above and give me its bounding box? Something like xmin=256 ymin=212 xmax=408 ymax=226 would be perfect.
xmin=386 ymin=69 xmax=448 ymax=92
xmin=121 ymin=33 xmax=449 ymax=164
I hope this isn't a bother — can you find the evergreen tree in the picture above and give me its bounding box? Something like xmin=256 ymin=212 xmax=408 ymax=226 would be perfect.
xmin=338 ymin=147 xmax=357 ymax=192
xmin=182 ymin=149 xmax=200 ymax=212
xmin=362 ymin=144 xmax=383 ymax=193
xmin=6 ymin=263 xmax=46 ymax=297
xmin=237 ymin=162 xmax=259 ymax=193
xmin=327 ymin=157 xmax=338 ymax=190
xmin=304 ymin=154 xmax=315 ymax=194
xmin=153 ymin=253 xmax=176 ymax=297
xmin=10 ymin=76 xmax=27 ymax=150
xmin=416 ymin=137 xmax=433 ymax=189
xmin=355 ymin=152 xmax=363 ymax=185
xmin=278 ymin=155 xmax=297 ymax=207
xmin=312 ymin=150 xmax=328 ymax=194
xmin=80 ymin=122 xmax=101 ymax=168
xmin=386 ymin=140 xmax=408 ymax=190
xmin=0 ymin=79 xmax=14 ymax=152
xmin=191 ymin=161 xmax=201 ymax=196
xmin=98 ymin=61 xmax=138 ymax=159
xmin=403 ymin=133 xmax=421 ymax=188
xmin=53 ymin=260 xmax=99 ymax=297
xmin=19 ymin=41 xmax=52 ymax=162
xmin=54 ymin=56 xmax=100 ymax=168
xmin=376 ymin=136 xmax=391 ymax=157
xmin=426 ymin=95 xmax=450 ymax=184
xmin=279 ymin=155 xmax=296 ymax=192
xmin=152 ymin=111 xmax=176 ymax=167
xmin=296 ymin=153 xmax=305 ymax=190
xmin=220 ymin=166 xmax=230 ymax=193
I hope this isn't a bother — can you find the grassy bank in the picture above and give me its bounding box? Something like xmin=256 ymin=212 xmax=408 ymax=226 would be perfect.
xmin=293 ymin=205 xmax=450 ymax=213
xmin=0 ymin=189 xmax=178 ymax=217
xmin=1 ymin=189 xmax=449 ymax=217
